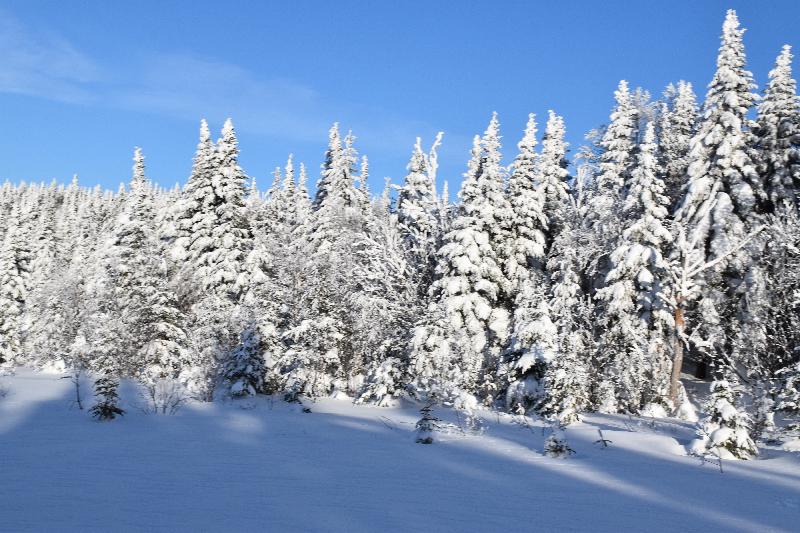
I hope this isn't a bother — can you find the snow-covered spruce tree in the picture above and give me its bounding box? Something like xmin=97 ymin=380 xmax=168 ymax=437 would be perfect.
xmin=502 ymin=281 xmax=557 ymax=412
xmin=595 ymin=123 xmax=674 ymax=413
xmin=352 ymin=201 xmax=417 ymax=406
xmin=658 ymin=81 xmax=698 ymax=208
xmin=277 ymin=124 xmax=365 ymax=399
xmin=537 ymin=110 xmax=571 ymax=249
xmin=165 ymin=119 xmax=216 ymax=265
xmin=97 ymin=149 xmax=189 ymax=381
xmin=755 ymin=208 xmax=800 ymax=402
xmin=540 ymin=201 xmax=593 ymax=424
xmin=777 ymin=361 xmax=800 ymax=414
xmin=397 ymin=134 xmax=444 ymax=299
xmin=0 ymin=206 xmax=28 ymax=365
xmin=691 ymin=378 xmax=757 ymax=460
xmin=415 ymin=115 xmax=514 ymax=403
xmin=674 ymin=10 xmax=762 ymax=373
xmin=499 ymin=114 xmax=553 ymax=412
xmin=357 ymin=357 xmax=404 ymax=407
xmin=206 ymin=119 xmax=254 ymax=302
xmin=222 ymin=314 xmax=265 ymax=397
xmin=407 ymin=301 xmax=461 ymax=399
xmin=753 ymin=45 xmax=800 ymax=212
xmin=585 ymin=80 xmax=640 ymax=292
xmin=504 ymin=113 xmax=545 ymax=286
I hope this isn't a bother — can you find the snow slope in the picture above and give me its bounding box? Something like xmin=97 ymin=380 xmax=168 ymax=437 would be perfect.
xmin=1 ymin=369 xmax=799 ymax=532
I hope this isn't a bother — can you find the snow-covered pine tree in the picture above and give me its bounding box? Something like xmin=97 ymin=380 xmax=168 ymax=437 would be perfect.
xmin=0 ymin=206 xmax=27 ymax=365
xmin=537 ymin=110 xmax=571 ymax=249
xmin=166 ymin=119 xmax=216 ymax=266
xmin=691 ymin=378 xmax=758 ymax=460
xmin=206 ymin=119 xmax=253 ymax=302
xmin=505 ymin=113 xmax=545 ymax=286
xmin=753 ymin=45 xmax=800 ymax=212
xmin=397 ymin=133 xmax=443 ymax=298
xmin=502 ymin=281 xmax=557 ymax=412
xmin=595 ymin=123 xmax=674 ymax=412
xmin=777 ymin=361 xmax=800 ymax=414
xmin=675 ymin=10 xmax=761 ymax=262
xmin=499 ymin=114 xmax=556 ymax=412
xmin=96 ymin=149 xmax=189 ymax=381
xmin=418 ymin=115 xmax=514 ymax=402
xmin=222 ymin=314 xmax=265 ymax=397
xmin=277 ymin=124 xmax=366 ymax=399
xmin=658 ymin=81 xmax=698 ymax=208
xmin=540 ymin=198 xmax=593 ymax=424
xmin=585 ymin=80 xmax=640 ymax=290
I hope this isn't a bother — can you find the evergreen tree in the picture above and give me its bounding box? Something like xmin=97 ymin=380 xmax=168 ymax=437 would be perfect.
xmin=415 ymin=401 xmax=441 ymax=444
xmin=674 ymin=10 xmax=762 ymax=375
xmin=0 ymin=206 xmax=29 ymax=365
xmin=397 ymin=134 xmax=443 ymax=298
xmin=585 ymin=80 xmax=640 ymax=288
xmin=691 ymin=378 xmax=758 ymax=460
xmin=595 ymin=123 xmax=673 ymax=412
xmin=505 ymin=113 xmax=546 ymax=287
xmin=537 ymin=110 xmax=571 ymax=249
xmin=541 ymin=200 xmax=593 ymax=422
xmin=754 ymin=45 xmax=800 ymax=212
xmin=418 ymin=115 xmax=514 ymax=401
xmin=658 ymin=81 xmax=698 ymax=207
xmin=222 ymin=315 xmax=265 ymax=397
xmin=89 ymin=374 xmax=125 ymax=421
xmin=675 ymin=10 xmax=761 ymax=263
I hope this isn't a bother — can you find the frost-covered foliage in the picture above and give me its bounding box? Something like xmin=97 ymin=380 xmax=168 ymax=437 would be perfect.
xmin=691 ymin=379 xmax=757 ymax=460
xmin=357 ymin=357 xmax=404 ymax=407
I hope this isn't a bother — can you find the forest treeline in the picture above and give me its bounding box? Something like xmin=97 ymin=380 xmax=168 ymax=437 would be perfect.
xmin=1 ymin=10 xmax=798 ymax=458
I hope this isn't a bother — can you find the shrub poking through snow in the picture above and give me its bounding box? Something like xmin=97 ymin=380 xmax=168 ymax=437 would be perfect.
xmin=545 ymin=422 xmax=575 ymax=458
xmin=691 ymin=379 xmax=757 ymax=460
xmin=415 ymin=401 xmax=441 ymax=444
xmin=89 ymin=375 xmax=125 ymax=421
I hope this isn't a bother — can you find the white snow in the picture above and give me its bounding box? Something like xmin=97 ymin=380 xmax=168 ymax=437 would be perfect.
xmin=1 ymin=369 xmax=799 ymax=532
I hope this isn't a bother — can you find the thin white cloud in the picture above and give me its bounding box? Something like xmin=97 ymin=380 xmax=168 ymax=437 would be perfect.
xmin=0 ymin=9 xmax=101 ymax=103
xmin=0 ymin=8 xmax=445 ymax=164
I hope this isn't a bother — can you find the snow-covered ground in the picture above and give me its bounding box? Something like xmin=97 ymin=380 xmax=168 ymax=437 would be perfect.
xmin=1 ymin=369 xmax=799 ymax=533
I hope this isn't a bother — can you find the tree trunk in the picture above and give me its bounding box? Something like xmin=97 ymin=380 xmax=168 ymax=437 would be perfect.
xmin=669 ymin=302 xmax=685 ymax=413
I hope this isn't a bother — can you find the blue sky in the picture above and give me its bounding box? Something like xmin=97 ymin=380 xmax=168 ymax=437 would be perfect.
xmin=1 ymin=1 xmax=798 ymax=195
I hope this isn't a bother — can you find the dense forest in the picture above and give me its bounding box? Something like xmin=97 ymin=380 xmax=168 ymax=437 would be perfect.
xmin=1 ymin=10 xmax=798 ymax=459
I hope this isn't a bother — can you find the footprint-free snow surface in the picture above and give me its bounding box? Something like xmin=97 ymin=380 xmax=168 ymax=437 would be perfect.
xmin=1 ymin=369 xmax=799 ymax=532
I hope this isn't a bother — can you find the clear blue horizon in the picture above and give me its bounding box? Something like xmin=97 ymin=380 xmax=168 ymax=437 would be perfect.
xmin=1 ymin=1 xmax=798 ymax=194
